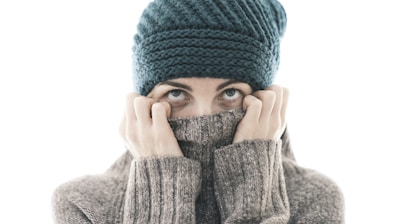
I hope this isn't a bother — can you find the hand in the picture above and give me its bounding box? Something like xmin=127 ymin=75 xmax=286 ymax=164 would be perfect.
xmin=233 ymin=85 xmax=289 ymax=143
xmin=119 ymin=92 xmax=183 ymax=159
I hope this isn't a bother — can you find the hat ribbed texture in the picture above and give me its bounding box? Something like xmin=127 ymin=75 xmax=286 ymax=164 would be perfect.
xmin=133 ymin=0 xmax=287 ymax=96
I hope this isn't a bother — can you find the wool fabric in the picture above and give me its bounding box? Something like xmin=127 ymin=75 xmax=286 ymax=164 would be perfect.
xmin=132 ymin=0 xmax=287 ymax=96
xmin=52 ymin=110 xmax=345 ymax=223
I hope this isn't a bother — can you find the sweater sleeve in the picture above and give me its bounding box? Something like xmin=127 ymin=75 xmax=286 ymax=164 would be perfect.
xmin=282 ymin=158 xmax=345 ymax=223
xmin=123 ymin=157 xmax=201 ymax=224
xmin=213 ymin=139 xmax=290 ymax=224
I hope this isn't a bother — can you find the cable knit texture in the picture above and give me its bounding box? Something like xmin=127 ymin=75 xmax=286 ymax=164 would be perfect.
xmin=132 ymin=0 xmax=287 ymax=95
xmin=52 ymin=110 xmax=345 ymax=223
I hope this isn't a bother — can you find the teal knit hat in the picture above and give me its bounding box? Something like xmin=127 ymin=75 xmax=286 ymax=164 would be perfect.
xmin=132 ymin=0 xmax=287 ymax=96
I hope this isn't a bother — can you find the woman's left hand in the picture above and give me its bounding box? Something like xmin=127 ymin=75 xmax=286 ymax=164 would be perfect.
xmin=233 ymin=85 xmax=289 ymax=143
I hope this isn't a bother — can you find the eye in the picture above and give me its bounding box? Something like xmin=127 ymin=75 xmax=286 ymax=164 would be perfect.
xmin=167 ymin=89 xmax=186 ymax=101
xmin=222 ymin=88 xmax=241 ymax=100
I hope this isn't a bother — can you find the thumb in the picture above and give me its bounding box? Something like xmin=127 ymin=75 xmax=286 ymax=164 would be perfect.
xmin=242 ymin=95 xmax=262 ymax=123
xmin=151 ymin=102 xmax=171 ymax=126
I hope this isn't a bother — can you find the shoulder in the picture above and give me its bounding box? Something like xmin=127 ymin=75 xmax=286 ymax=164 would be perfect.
xmin=53 ymin=151 xmax=132 ymax=204
xmin=52 ymin=151 xmax=132 ymax=223
xmin=282 ymin=159 xmax=345 ymax=223
xmin=53 ymin=172 xmax=126 ymax=203
xmin=52 ymin=173 xmax=128 ymax=223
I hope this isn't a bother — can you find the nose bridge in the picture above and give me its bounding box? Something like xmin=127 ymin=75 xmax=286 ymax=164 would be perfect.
xmin=192 ymin=97 xmax=214 ymax=116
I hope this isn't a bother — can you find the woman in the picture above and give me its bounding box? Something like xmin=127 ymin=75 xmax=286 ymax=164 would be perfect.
xmin=52 ymin=0 xmax=345 ymax=223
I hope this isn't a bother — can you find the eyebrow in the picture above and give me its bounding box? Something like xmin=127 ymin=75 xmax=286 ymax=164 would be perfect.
xmin=158 ymin=81 xmax=193 ymax=91
xmin=216 ymin=80 xmax=243 ymax=91
xmin=158 ymin=79 xmax=243 ymax=92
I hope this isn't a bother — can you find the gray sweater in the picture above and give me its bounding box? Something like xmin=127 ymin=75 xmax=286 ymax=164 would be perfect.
xmin=52 ymin=110 xmax=344 ymax=223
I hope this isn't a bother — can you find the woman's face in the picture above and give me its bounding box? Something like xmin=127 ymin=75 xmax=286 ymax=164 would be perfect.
xmin=148 ymin=78 xmax=252 ymax=118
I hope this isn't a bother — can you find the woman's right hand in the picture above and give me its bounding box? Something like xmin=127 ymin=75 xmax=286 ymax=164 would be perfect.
xmin=119 ymin=92 xmax=183 ymax=160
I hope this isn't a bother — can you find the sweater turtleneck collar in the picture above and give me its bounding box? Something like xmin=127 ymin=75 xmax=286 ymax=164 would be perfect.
xmin=168 ymin=110 xmax=245 ymax=149
xmin=168 ymin=109 xmax=295 ymax=161
xmin=111 ymin=110 xmax=295 ymax=176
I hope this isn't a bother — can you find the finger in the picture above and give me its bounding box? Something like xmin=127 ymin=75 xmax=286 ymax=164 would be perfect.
xmin=253 ymin=89 xmax=276 ymax=122
xmin=125 ymin=92 xmax=140 ymax=125
xmin=119 ymin=112 xmax=127 ymax=141
xmin=242 ymin=95 xmax=262 ymax=123
xmin=151 ymin=102 xmax=171 ymax=127
xmin=280 ymin=87 xmax=289 ymax=130
xmin=151 ymin=102 xmax=182 ymax=157
xmin=267 ymin=85 xmax=283 ymax=119
xmin=124 ymin=92 xmax=141 ymax=145
xmin=134 ymin=96 xmax=156 ymax=125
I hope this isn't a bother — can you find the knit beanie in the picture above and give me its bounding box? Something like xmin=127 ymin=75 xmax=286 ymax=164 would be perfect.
xmin=132 ymin=0 xmax=287 ymax=96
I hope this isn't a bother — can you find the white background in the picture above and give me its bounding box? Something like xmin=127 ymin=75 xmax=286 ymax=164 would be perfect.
xmin=1 ymin=0 xmax=399 ymax=223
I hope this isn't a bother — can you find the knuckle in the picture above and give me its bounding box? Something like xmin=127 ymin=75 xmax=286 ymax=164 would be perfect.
xmin=126 ymin=92 xmax=140 ymax=102
xmin=266 ymin=85 xmax=283 ymax=97
xmin=283 ymin=87 xmax=289 ymax=99
xmin=266 ymin=84 xmax=279 ymax=91
xmin=268 ymin=84 xmax=283 ymax=90
xmin=245 ymin=95 xmax=262 ymax=109
xmin=151 ymin=102 xmax=164 ymax=111
xmin=261 ymin=90 xmax=276 ymax=102
xmin=134 ymin=96 xmax=154 ymax=109
xmin=264 ymin=91 xmax=276 ymax=102
xmin=152 ymin=102 xmax=171 ymax=117
xmin=139 ymin=96 xmax=156 ymax=105
xmin=283 ymin=87 xmax=289 ymax=94
xmin=253 ymin=98 xmax=263 ymax=108
xmin=253 ymin=90 xmax=265 ymax=100
xmin=133 ymin=96 xmax=146 ymax=105
xmin=245 ymin=95 xmax=260 ymax=104
xmin=243 ymin=94 xmax=254 ymax=102
xmin=252 ymin=90 xmax=262 ymax=99
xmin=159 ymin=101 xmax=171 ymax=109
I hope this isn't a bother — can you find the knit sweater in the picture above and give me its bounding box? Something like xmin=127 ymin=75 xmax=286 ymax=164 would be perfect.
xmin=52 ymin=110 xmax=344 ymax=223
